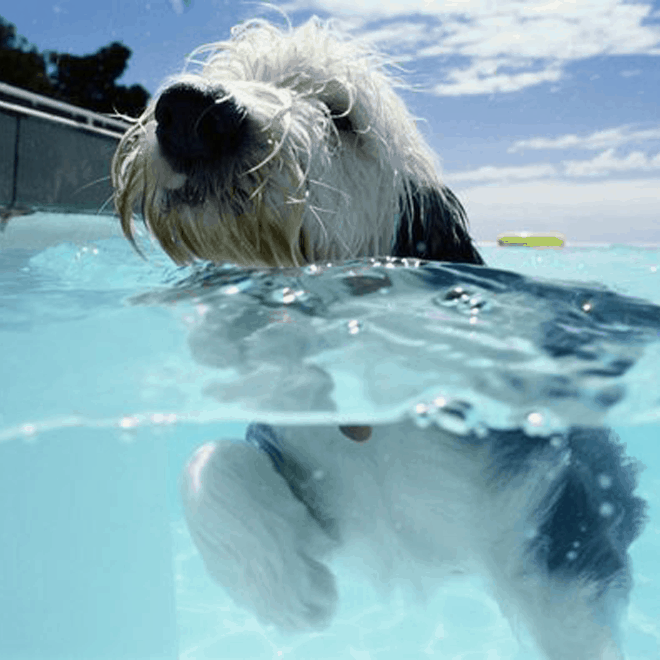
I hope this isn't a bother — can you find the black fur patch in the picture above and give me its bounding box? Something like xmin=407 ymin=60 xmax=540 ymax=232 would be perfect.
xmin=484 ymin=426 xmax=648 ymax=585
xmin=246 ymin=424 xmax=339 ymax=539
xmin=392 ymin=183 xmax=484 ymax=265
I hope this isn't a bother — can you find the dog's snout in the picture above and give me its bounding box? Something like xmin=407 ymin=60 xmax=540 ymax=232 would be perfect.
xmin=155 ymin=84 xmax=246 ymax=166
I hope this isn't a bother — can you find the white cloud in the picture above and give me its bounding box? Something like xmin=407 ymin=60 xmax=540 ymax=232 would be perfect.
xmin=510 ymin=126 xmax=660 ymax=152
xmin=282 ymin=0 xmax=660 ymax=95
xmin=563 ymin=148 xmax=660 ymax=176
xmin=448 ymin=148 xmax=660 ymax=184
xmin=419 ymin=6 xmax=656 ymax=61
xmin=449 ymin=163 xmax=557 ymax=183
xmin=431 ymin=60 xmax=562 ymax=96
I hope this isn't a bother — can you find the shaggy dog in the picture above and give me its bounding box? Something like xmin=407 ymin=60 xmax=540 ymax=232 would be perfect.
xmin=112 ymin=18 xmax=646 ymax=659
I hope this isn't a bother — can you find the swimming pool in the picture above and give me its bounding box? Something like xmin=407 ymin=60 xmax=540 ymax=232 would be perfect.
xmin=1 ymin=212 xmax=658 ymax=659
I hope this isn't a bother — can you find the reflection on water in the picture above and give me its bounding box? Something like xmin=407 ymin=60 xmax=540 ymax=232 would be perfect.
xmin=3 ymin=244 xmax=660 ymax=435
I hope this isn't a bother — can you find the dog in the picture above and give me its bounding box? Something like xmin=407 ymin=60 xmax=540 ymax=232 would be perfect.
xmin=112 ymin=18 xmax=647 ymax=659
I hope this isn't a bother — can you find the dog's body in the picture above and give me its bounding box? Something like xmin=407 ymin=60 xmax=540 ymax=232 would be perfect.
xmin=181 ymin=422 xmax=644 ymax=660
xmin=112 ymin=18 xmax=646 ymax=659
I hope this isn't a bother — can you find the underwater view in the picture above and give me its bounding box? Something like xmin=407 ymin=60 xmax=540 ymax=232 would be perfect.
xmin=0 ymin=213 xmax=658 ymax=659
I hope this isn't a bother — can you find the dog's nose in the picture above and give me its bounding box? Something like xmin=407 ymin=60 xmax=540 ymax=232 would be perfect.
xmin=155 ymin=83 xmax=246 ymax=164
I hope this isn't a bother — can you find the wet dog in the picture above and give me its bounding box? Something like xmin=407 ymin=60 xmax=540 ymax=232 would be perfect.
xmin=112 ymin=18 xmax=646 ymax=659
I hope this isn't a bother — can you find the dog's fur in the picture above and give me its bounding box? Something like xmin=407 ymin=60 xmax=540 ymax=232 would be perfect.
xmin=112 ymin=18 xmax=646 ymax=659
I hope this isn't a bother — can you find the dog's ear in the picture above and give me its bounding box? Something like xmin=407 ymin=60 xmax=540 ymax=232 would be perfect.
xmin=393 ymin=183 xmax=484 ymax=265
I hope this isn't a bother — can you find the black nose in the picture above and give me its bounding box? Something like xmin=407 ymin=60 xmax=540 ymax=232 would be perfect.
xmin=154 ymin=83 xmax=246 ymax=167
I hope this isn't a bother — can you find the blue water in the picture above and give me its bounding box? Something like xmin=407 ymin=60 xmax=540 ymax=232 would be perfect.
xmin=0 ymin=213 xmax=658 ymax=659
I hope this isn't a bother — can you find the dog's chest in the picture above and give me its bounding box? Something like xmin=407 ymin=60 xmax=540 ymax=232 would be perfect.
xmin=271 ymin=423 xmax=484 ymax=562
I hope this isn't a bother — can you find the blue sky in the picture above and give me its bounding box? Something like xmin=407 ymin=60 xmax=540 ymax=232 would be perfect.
xmin=5 ymin=0 xmax=660 ymax=244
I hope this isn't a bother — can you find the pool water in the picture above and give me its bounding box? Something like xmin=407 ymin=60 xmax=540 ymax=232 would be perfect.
xmin=0 ymin=213 xmax=658 ymax=660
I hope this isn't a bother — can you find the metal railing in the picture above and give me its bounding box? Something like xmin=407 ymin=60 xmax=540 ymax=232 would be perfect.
xmin=0 ymin=81 xmax=132 ymax=218
xmin=0 ymin=81 xmax=130 ymax=138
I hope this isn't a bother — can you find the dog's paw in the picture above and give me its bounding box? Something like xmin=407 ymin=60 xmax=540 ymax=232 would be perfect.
xmin=181 ymin=439 xmax=338 ymax=631
xmin=265 ymin=553 xmax=338 ymax=631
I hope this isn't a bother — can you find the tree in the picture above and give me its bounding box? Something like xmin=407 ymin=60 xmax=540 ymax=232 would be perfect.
xmin=50 ymin=42 xmax=149 ymax=116
xmin=0 ymin=15 xmax=149 ymax=117
xmin=0 ymin=16 xmax=54 ymax=96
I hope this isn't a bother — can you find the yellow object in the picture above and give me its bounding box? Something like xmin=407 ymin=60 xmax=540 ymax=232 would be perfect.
xmin=497 ymin=232 xmax=565 ymax=248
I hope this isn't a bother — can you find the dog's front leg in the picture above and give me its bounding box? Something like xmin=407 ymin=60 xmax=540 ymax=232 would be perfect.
xmin=180 ymin=440 xmax=338 ymax=631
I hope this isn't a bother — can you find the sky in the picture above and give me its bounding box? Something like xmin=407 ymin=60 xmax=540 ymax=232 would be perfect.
xmin=4 ymin=0 xmax=660 ymax=244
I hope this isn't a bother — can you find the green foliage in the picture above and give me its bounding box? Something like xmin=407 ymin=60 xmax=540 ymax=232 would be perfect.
xmin=0 ymin=15 xmax=149 ymax=117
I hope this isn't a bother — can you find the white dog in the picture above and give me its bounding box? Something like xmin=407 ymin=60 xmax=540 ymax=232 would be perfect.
xmin=112 ymin=18 xmax=646 ymax=659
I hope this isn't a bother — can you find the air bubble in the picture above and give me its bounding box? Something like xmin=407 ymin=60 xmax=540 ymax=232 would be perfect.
xmin=150 ymin=412 xmax=178 ymax=425
xmin=523 ymin=411 xmax=552 ymax=435
xmin=347 ymin=319 xmax=362 ymax=335
xmin=598 ymin=474 xmax=613 ymax=489
xmin=412 ymin=403 xmax=434 ymax=429
xmin=527 ymin=412 xmax=544 ymax=427
xmin=437 ymin=286 xmax=488 ymax=316
xmin=271 ymin=287 xmax=306 ymax=304
xmin=435 ymin=400 xmax=475 ymax=436
xmin=119 ymin=415 xmax=140 ymax=429
xmin=600 ymin=502 xmax=614 ymax=517
xmin=469 ymin=295 xmax=487 ymax=313
xmin=566 ymin=550 xmax=578 ymax=562
xmin=522 ymin=410 xmax=563 ymax=436
xmin=411 ymin=398 xmax=475 ymax=433
xmin=443 ymin=286 xmax=468 ymax=303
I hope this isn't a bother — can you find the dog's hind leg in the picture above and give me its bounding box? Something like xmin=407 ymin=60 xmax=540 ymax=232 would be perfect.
xmin=180 ymin=440 xmax=339 ymax=631
xmin=489 ymin=568 xmax=627 ymax=659
xmin=480 ymin=425 xmax=646 ymax=660
xmin=480 ymin=499 xmax=627 ymax=660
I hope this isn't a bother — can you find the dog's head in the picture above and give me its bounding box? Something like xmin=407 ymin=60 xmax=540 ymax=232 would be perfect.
xmin=112 ymin=17 xmax=482 ymax=267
